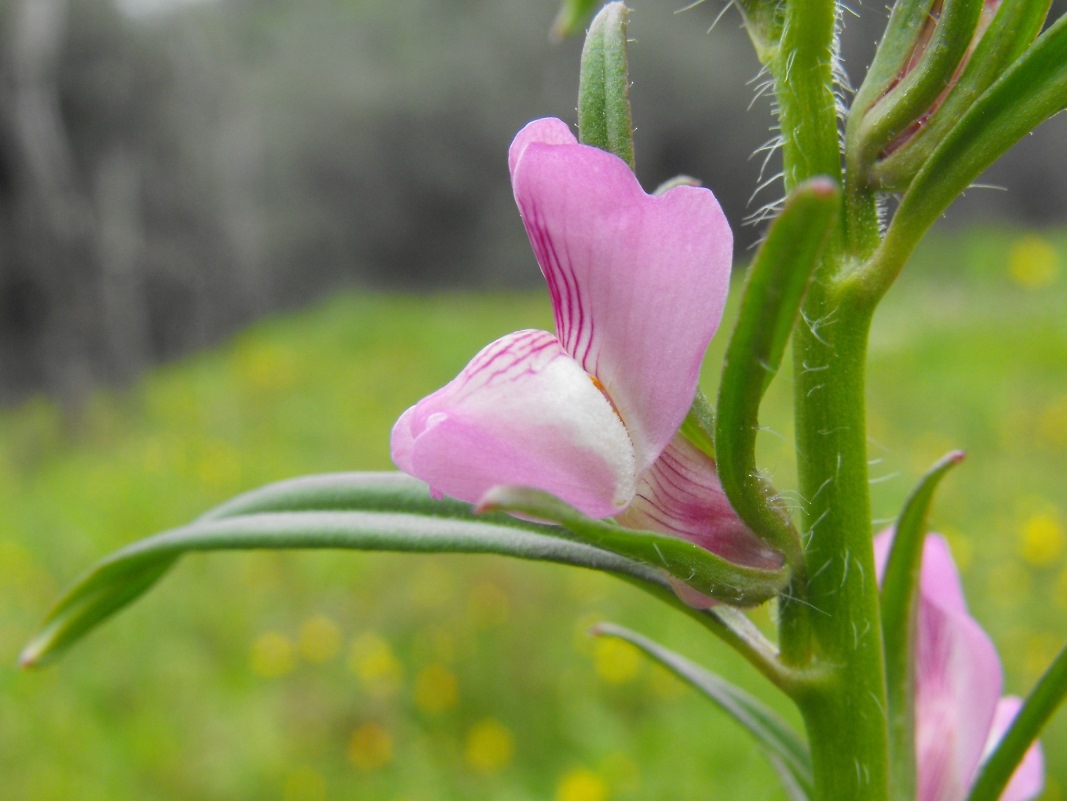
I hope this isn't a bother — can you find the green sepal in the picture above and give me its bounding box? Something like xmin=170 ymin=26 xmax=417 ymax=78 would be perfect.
xmin=966 ymin=641 xmax=1067 ymax=801
xmin=551 ymin=0 xmax=600 ymax=40
xmin=478 ymin=486 xmax=790 ymax=606
xmin=679 ymin=388 xmax=717 ymax=460
xmin=577 ymin=1 xmax=635 ymax=169
xmin=19 ymin=473 xmax=669 ymax=668
xmin=679 ymin=390 xmax=793 ymax=560
xmin=715 ymin=178 xmax=839 ymax=569
xmin=593 ymin=622 xmax=812 ymax=800
xmin=848 ymin=0 xmax=984 ymax=186
xmin=870 ymin=0 xmax=1052 ymax=188
xmin=901 ymin=7 xmax=1067 ymax=212
xmin=851 ymin=0 xmax=940 ymax=109
xmin=880 ymin=450 xmax=966 ymax=801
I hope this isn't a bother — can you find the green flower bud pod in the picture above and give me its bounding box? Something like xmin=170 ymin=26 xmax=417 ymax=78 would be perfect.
xmin=870 ymin=0 xmax=1051 ymax=188
xmin=849 ymin=0 xmax=1051 ymax=191
xmin=848 ymin=0 xmax=984 ymax=188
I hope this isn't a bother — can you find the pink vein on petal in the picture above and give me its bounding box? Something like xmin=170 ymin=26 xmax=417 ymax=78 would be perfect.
xmin=391 ymin=329 xmax=638 ymax=518
xmin=458 ymin=329 xmax=557 ymax=394
xmin=524 ymin=200 xmax=587 ymax=363
xmin=510 ymin=121 xmax=733 ymax=472
xmin=617 ymin=434 xmax=783 ymax=570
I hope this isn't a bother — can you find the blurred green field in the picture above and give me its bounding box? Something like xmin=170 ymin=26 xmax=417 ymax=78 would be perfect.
xmin=3 ymin=227 xmax=1067 ymax=801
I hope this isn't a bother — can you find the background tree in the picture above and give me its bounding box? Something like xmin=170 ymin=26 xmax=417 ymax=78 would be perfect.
xmin=1 ymin=0 xmax=1064 ymax=409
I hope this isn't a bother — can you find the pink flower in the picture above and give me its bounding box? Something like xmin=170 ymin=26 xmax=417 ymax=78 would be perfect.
xmin=391 ymin=118 xmax=774 ymax=569
xmin=874 ymin=531 xmax=1044 ymax=801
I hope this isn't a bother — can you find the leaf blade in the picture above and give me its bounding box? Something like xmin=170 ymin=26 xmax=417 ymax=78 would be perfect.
xmin=20 ymin=474 xmax=667 ymax=668
xmin=715 ymin=178 xmax=839 ymax=568
xmin=594 ymin=622 xmax=812 ymax=800
xmin=197 ymin=471 xmax=468 ymax=520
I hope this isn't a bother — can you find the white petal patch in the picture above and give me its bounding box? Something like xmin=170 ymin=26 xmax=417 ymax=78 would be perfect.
xmin=395 ymin=330 xmax=637 ymax=518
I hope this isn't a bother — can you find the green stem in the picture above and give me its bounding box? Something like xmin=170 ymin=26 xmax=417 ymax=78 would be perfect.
xmin=790 ymin=288 xmax=888 ymax=801
xmin=774 ymin=1 xmax=842 ymax=191
xmin=843 ymin=180 xmax=882 ymax=264
xmin=770 ymin=3 xmax=890 ymax=800
xmin=769 ymin=0 xmax=842 ymax=671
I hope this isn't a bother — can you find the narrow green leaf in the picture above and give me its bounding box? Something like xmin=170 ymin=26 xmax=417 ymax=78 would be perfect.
xmin=19 ymin=474 xmax=668 ymax=668
xmin=880 ymin=450 xmax=966 ymax=801
xmin=594 ymin=622 xmax=812 ymax=800
xmin=19 ymin=556 xmax=179 ymax=670
xmin=198 ymin=471 xmax=466 ymax=521
xmin=478 ymin=486 xmax=790 ymax=606
xmin=966 ymin=640 xmax=1067 ymax=801
xmin=577 ymin=1 xmax=634 ymax=169
xmin=715 ymin=178 xmax=838 ymax=568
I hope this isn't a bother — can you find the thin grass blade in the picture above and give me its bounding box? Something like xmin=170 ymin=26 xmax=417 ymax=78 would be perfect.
xmin=593 ymin=621 xmax=812 ymax=800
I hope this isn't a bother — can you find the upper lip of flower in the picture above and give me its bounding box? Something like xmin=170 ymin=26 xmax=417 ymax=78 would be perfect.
xmin=506 ymin=117 xmax=733 ymax=478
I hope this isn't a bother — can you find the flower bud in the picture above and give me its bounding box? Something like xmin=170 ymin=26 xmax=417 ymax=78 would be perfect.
xmin=849 ymin=0 xmax=1051 ymax=190
xmin=847 ymin=0 xmax=985 ymax=189
xmin=868 ymin=0 xmax=1051 ymax=189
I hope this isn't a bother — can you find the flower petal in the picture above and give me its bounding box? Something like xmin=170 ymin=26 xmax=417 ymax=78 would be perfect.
xmin=507 ymin=117 xmax=577 ymax=179
xmin=509 ymin=117 xmax=733 ymax=472
xmin=616 ymin=432 xmax=782 ymax=569
xmin=916 ymin=533 xmax=970 ymax=616
xmin=984 ymin=696 xmax=1045 ymax=801
xmin=872 ymin=529 xmax=968 ymax=615
xmin=914 ymin=582 xmax=1003 ymax=801
xmin=874 ymin=530 xmax=1005 ymax=801
xmin=390 ymin=329 xmax=636 ymax=518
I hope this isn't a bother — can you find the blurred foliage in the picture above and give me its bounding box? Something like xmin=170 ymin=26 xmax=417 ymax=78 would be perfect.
xmin=3 ymin=226 xmax=1067 ymax=800
xmin=0 ymin=0 xmax=769 ymax=408
xmin=3 ymin=0 xmax=1066 ymax=410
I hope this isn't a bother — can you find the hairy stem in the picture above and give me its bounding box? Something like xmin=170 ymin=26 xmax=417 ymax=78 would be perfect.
xmin=790 ymin=293 xmax=888 ymax=801
xmin=769 ymin=2 xmax=890 ymax=800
